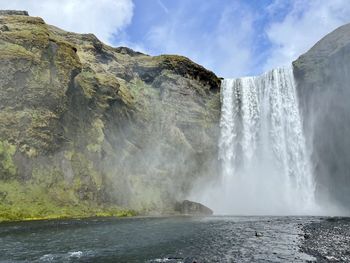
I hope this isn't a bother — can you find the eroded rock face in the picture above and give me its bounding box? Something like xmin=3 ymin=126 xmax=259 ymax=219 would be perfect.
xmin=293 ymin=23 xmax=350 ymax=211
xmin=0 ymin=11 xmax=221 ymax=220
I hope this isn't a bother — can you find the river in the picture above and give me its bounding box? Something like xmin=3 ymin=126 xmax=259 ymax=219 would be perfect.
xmin=0 ymin=216 xmax=319 ymax=262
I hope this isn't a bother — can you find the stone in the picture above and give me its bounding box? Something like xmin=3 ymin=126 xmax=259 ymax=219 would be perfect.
xmin=255 ymin=231 xmax=263 ymax=237
xmin=304 ymin=233 xmax=311 ymax=239
xmin=175 ymin=200 xmax=214 ymax=215
xmin=0 ymin=25 xmax=9 ymax=32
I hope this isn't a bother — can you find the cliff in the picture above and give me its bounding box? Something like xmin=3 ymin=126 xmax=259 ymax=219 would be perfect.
xmin=293 ymin=23 xmax=350 ymax=211
xmin=0 ymin=11 xmax=221 ymax=220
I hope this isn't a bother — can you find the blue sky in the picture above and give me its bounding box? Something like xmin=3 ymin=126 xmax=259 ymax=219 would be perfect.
xmin=116 ymin=0 xmax=287 ymax=76
xmin=1 ymin=0 xmax=350 ymax=77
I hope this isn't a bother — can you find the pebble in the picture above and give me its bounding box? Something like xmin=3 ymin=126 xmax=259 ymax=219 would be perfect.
xmin=255 ymin=231 xmax=263 ymax=237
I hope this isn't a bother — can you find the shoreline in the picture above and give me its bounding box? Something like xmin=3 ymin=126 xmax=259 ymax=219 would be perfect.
xmin=0 ymin=209 xmax=138 ymax=224
xmin=300 ymin=217 xmax=350 ymax=262
xmin=1 ymin=214 xmax=345 ymax=224
xmin=0 ymin=213 xmax=207 ymax=224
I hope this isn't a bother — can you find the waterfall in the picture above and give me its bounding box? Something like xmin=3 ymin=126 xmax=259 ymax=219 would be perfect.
xmin=216 ymin=67 xmax=316 ymax=215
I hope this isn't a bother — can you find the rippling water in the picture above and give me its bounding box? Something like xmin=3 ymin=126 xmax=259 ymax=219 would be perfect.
xmin=0 ymin=216 xmax=317 ymax=262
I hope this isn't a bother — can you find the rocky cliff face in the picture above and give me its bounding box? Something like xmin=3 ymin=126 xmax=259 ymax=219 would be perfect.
xmin=293 ymin=23 xmax=350 ymax=211
xmin=0 ymin=11 xmax=221 ymax=220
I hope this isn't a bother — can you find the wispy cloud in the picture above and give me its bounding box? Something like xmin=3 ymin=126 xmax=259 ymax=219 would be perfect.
xmin=145 ymin=1 xmax=259 ymax=78
xmin=1 ymin=0 xmax=349 ymax=77
xmin=0 ymin=0 xmax=134 ymax=45
xmin=157 ymin=0 xmax=169 ymax=14
xmin=263 ymin=0 xmax=350 ymax=71
xmin=136 ymin=0 xmax=350 ymax=77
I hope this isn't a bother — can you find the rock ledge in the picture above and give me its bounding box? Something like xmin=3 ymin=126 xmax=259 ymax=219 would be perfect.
xmin=0 ymin=10 xmax=29 ymax=16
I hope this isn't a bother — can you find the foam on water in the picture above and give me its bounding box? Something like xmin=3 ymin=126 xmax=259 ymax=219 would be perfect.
xmin=69 ymin=251 xmax=83 ymax=258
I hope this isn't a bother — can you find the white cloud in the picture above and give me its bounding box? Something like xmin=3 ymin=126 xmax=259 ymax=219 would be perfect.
xmin=157 ymin=0 xmax=169 ymax=14
xmin=0 ymin=0 xmax=134 ymax=45
xmin=211 ymin=7 xmax=256 ymax=78
xmin=264 ymin=0 xmax=350 ymax=71
xmin=2 ymin=0 xmax=348 ymax=77
xmin=146 ymin=2 xmax=258 ymax=78
xmin=145 ymin=0 xmax=350 ymax=77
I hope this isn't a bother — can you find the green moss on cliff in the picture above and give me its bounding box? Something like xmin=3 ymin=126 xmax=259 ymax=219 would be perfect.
xmin=0 ymin=165 xmax=136 ymax=222
xmin=0 ymin=185 xmax=136 ymax=222
xmin=75 ymin=70 xmax=96 ymax=99
xmin=117 ymin=81 xmax=135 ymax=106
xmin=0 ymin=42 xmax=37 ymax=60
xmin=0 ymin=141 xmax=16 ymax=179
xmin=0 ymin=12 xmax=221 ymax=221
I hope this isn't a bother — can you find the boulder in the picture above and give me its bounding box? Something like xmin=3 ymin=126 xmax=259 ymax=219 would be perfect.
xmin=175 ymin=200 xmax=213 ymax=215
xmin=255 ymin=231 xmax=263 ymax=237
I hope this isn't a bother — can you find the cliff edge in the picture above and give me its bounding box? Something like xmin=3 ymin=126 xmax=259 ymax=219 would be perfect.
xmin=294 ymin=23 xmax=350 ymax=211
xmin=0 ymin=11 xmax=221 ymax=220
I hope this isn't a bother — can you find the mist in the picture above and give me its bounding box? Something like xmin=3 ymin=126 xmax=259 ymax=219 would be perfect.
xmin=189 ymin=66 xmax=348 ymax=216
xmin=293 ymin=24 xmax=350 ymax=215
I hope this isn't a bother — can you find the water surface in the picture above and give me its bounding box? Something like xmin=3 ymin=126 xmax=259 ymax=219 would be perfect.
xmin=0 ymin=216 xmax=317 ymax=262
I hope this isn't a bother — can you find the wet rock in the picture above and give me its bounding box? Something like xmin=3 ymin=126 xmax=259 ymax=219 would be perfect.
xmin=301 ymin=218 xmax=350 ymax=262
xmin=255 ymin=231 xmax=263 ymax=237
xmin=304 ymin=233 xmax=311 ymax=239
xmin=0 ymin=25 xmax=9 ymax=32
xmin=175 ymin=200 xmax=213 ymax=216
xmin=293 ymin=23 xmax=350 ymax=209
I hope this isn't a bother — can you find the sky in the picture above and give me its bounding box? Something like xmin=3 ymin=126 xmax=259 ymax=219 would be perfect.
xmin=1 ymin=0 xmax=350 ymax=77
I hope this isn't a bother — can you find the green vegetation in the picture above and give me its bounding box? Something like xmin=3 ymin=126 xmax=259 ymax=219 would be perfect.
xmin=0 ymin=179 xmax=137 ymax=222
xmin=0 ymin=42 xmax=37 ymax=60
xmin=0 ymin=141 xmax=16 ymax=179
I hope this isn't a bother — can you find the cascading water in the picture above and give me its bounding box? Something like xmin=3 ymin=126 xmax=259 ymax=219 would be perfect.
xmin=200 ymin=66 xmax=317 ymax=215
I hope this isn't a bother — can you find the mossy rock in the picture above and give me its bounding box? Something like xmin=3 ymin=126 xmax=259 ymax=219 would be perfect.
xmin=0 ymin=11 xmax=221 ymax=220
xmin=0 ymin=141 xmax=16 ymax=179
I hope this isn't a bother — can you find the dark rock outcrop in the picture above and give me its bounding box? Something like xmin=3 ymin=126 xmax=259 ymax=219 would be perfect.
xmin=175 ymin=200 xmax=213 ymax=215
xmin=0 ymin=11 xmax=221 ymax=220
xmin=0 ymin=10 xmax=28 ymax=16
xmin=293 ymin=23 xmax=350 ymax=211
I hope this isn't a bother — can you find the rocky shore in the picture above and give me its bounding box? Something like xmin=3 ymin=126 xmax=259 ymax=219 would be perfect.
xmin=300 ymin=217 xmax=350 ymax=262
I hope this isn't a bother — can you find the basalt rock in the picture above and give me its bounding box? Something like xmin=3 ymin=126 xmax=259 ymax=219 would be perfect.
xmin=175 ymin=200 xmax=214 ymax=216
xmin=293 ymin=23 xmax=350 ymax=211
xmin=0 ymin=11 xmax=221 ymax=221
